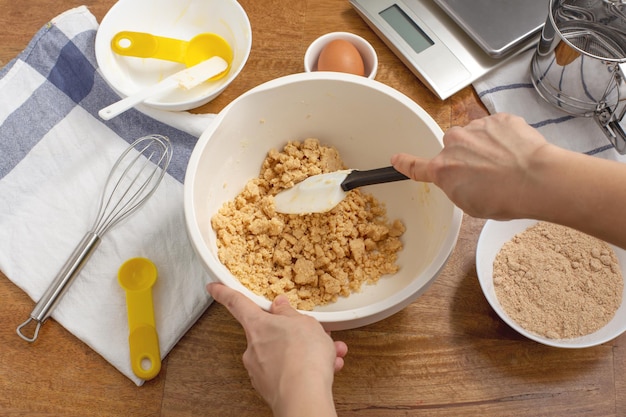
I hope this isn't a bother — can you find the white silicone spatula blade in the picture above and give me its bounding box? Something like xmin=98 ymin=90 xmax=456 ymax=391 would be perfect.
xmin=273 ymin=166 xmax=409 ymax=214
xmin=273 ymin=170 xmax=351 ymax=214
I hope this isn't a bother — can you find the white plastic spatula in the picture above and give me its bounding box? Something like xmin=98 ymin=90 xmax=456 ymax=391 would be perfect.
xmin=98 ymin=56 xmax=228 ymax=120
xmin=274 ymin=166 xmax=409 ymax=214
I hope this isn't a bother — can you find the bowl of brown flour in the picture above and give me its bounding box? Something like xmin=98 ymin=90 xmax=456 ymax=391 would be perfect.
xmin=476 ymin=219 xmax=626 ymax=348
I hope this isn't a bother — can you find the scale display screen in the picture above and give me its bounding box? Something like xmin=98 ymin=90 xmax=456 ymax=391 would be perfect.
xmin=379 ymin=5 xmax=434 ymax=54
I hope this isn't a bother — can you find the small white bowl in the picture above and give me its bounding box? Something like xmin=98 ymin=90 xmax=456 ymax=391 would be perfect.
xmin=184 ymin=72 xmax=462 ymax=331
xmin=477 ymin=219 xmax=626 ymax=348
xmin=95 ymin=0 xmax=252 ymax=111
xmin=304 ymin=32 xmax=378 ymax=79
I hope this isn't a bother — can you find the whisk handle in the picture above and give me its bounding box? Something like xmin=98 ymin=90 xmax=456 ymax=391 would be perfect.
xmin=17 ymin=232 xmax=101 ymax=342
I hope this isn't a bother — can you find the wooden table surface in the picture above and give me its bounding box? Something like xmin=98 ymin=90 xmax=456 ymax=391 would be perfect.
xmin=1 ymin=1 xmax=624 ymax=416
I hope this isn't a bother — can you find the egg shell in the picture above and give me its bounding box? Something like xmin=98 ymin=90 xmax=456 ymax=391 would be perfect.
xmin=317 ymin=39 xmax=365 ymax=76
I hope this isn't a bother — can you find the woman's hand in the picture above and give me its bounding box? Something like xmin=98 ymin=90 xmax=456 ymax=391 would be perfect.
xmin=392 ymin=113 xmax=550 ymax=219
xmin=207 ymin=283 xmax=347 ymax=417
xmin=392 ymin=112 xmax=626 ymax=249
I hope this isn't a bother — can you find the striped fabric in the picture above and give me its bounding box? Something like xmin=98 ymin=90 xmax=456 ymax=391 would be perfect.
xmin=0 ymin=7 xmax=214 ymax=385
xmin=473 ymin=49 xmax=625 ymax=162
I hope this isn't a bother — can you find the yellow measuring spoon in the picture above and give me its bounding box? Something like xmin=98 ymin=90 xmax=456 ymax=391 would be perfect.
xmin=111 ymin=31 xmax=233 ymax=80
xmin=118 ymin=257 xmax=161 ymax=380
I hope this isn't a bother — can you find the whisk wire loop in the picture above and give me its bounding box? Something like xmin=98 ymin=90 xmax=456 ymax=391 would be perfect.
xmin=93 ymin=136 xmax=171 ymax=236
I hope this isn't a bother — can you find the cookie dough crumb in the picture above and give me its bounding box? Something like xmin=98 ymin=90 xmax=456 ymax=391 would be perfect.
xmin=211 ymin=138 xmax=405 ymax=310
xmin=493 ymin=222 xmax=623 ymax=339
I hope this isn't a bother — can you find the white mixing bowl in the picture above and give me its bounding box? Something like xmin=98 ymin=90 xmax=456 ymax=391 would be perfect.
xmin=184 ymin=72 xmax=463 ymax=330
xmin=95 ymin=0 xmax=251 ymax=111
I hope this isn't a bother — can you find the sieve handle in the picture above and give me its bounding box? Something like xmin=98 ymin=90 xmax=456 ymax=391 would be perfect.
xmin=594 ymin=63 xmax=626 ymax=155
xmin=605 ymin=120 xmax=626 ymax=155
xmin=612 ymin=64 xmax=626 ymax=154
xmin=16 ymin=232 xmax=101 ymax=342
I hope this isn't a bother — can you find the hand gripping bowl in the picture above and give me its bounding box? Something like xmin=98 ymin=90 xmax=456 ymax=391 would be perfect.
xmin=184 ymin=72 xmax=463 ymax=330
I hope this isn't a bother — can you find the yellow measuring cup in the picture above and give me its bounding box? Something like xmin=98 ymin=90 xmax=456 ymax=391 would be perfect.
xmin=118 ymin=257 xmax=161 ymax=380
xmin=111 ymin=31 xmax=233 ymax=80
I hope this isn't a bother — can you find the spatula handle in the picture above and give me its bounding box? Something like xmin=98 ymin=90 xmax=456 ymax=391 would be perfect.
xmin=340 ymin=166 xmax=409 ymax=191
xmin=98 ymin=78 xmax=177 ymax=120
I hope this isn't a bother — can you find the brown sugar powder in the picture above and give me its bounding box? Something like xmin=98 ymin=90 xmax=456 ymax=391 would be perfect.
xmin=493 ymin=222 xmax=623 ymax=339
xmin=211 ymin=138 xmax=405 ymax=311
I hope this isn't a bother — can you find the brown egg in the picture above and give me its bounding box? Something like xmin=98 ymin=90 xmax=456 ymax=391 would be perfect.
xmin=317 ymin=39 xmax=365 ymax=76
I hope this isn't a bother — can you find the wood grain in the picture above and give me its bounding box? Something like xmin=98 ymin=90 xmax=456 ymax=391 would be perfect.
xmin=2 ymin=1 xmax=624 ymax=416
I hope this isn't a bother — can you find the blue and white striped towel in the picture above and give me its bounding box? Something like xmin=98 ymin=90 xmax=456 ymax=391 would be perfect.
xmin=473 ymin=49 xmax=626 ymax=163
xmin=0 ymin=6 xmax=215 ymax=385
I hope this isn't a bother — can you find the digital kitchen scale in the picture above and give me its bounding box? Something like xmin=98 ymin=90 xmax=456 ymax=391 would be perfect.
xmin=350 ymin=0 xmax=548 ymax=99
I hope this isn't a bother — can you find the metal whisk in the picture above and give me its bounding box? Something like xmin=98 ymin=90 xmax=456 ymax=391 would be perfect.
xmin=16 ymin=135 xmax=173 ymax=342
